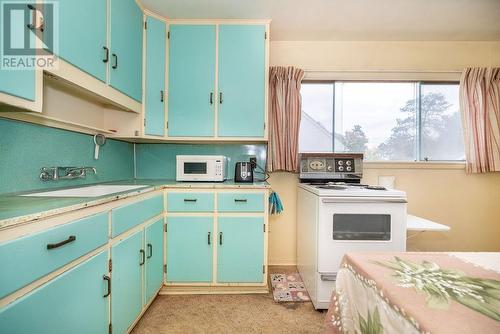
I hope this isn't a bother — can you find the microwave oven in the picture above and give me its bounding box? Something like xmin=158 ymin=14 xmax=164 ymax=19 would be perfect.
xmin=176 ymin=155 xmax=228 ymax=182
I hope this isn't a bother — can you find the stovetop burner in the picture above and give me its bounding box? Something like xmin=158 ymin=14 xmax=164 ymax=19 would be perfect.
xmin=310 ymin=182 xmax=387 ymax=191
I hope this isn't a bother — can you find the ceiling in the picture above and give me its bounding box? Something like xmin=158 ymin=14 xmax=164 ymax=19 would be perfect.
xmin=140 ymin=0 xmax=500 ymax=41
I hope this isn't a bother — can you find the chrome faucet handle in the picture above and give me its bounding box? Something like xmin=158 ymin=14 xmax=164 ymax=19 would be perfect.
xmin=40 ymin=167 xmax=59 ymax=181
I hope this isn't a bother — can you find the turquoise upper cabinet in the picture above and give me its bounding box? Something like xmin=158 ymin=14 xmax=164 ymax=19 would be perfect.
xmin=144 ymin=16 xmax=167 ymax=136
xmin=166 ymin=216 xmax=213 ymax=282
xmin=0 ymin=2 xmax=37 ymax=107
xmin=109 ymin=0 xmax=143 ymax=102
xmin=217 ymin=25 xmax=266 ymax=137
xmin=217 ymin=217 xmax=264 ymax=283
xmin=168 ymin=25 xmax=216 ymax=137
xmin=144 ymin=218 xmax=164 ymax=305
xmin=0 ymin=250 xmax=109 ymax=334
xmin=111 ymin=231 xmax=143 ymax=334
xmin=0 ymin=69 xmax=36 ymax=103
xmin=55 ymin=0 xmax=107 ymax=82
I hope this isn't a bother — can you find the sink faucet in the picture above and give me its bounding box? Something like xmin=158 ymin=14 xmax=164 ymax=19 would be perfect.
xmin=40 ymin=167 xmax=97 ymax=181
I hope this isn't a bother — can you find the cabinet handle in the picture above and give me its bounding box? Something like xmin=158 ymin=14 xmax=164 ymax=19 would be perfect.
xmin=183 ymin=198 xmax=197 ymax=202
xmin=234 ymin=199 xmax=247 ymax=203
xmin=102 ymin=46 xmax=109 ymax=63
xmin=219 ymin=232 xmax=223 ymax=245
xmin=160 ymin=90 xmax=164 ymax=102
xmin=207 ymin=232 xmax=211 ymax=245
xmin=139 ymin=249 xmax=145 ymax=266
xmin=103 ymin=275 xmax=111 ymax=298
xmin=210 ymin=92 xmax=213 ymax=105
xmin=111 ymin=54 xmax=118 ymax=69
xmin=147 ymin=243 xmax=153 ymax=259
xmin=47 ymin=235 xmax=76 ymax=249
xmin=219 ymin=92 xmax=223 ymax=104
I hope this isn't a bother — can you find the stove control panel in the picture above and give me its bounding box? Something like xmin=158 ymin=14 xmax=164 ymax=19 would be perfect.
xmin=334 ymin=158 xmax=355 ymax=172
xmin=299 ymin=153 xmax=363 ymax=181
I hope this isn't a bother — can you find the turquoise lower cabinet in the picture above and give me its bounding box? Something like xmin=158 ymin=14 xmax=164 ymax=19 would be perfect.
xmin=168 ymin=25 xmax=216 ymax=137
xmin=166 ymin=217 xmax=213 ymax=282
xmin=112 ymin=194 xmax=164 ymax=237
xmin=167 ymin=192 xmax=215 ymax=212
xmin=217 ymin=193 xmax=265 ymax=212
xmin=111 ymin=231 xmax=143 ymax=334
xmin=144 ymin=218 xmax=164 ymax=305
xmin=0 ymin=212 xmax=108 ymax=299
xmin=53 ymin=0 xmax=107 ymax=81
xmin=0 ymin=250 xmax=110 ymax=334
xmin=217 ymin=217 xmax=264 ymax=283
xmin=109 ymin=0 xmax=143 ymax=101
xmin=217 ymin=25 xmax=266 ymax=137
xmin=145 ymin=16 xmax=167 ymax=136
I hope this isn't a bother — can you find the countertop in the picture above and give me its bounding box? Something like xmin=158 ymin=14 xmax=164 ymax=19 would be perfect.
xmin=0 ymin=179 xmax=270 ymax=229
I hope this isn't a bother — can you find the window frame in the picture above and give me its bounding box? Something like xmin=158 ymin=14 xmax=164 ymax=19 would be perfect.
xmin=300 ymin=80 xmax=463 ymax=162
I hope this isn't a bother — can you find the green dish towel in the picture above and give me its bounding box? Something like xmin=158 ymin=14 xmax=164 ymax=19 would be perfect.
xmin=269 ymin=191 xmax=283 ymax=215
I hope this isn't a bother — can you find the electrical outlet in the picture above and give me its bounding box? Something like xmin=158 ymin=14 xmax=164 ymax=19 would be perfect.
xmin=249 ymin=156 xmax=257 ymax=169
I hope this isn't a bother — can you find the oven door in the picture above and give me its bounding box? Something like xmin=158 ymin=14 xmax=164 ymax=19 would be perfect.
xmin=317 ymin=196 xmax=407 ymax=274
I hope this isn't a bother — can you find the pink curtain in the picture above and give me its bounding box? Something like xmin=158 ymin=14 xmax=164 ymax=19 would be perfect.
xmin=267 ymin=66 xmax=305 ymax=172
xmin=460 ymin=67 xmax=500 ymax=173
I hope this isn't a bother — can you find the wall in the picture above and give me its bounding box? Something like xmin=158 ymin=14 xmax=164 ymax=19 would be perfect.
xmin=136 ymin=143 xmax=267 ymax=180
xmin=0 ymin=118 xmax=134 ymax=194
xmin=267 ymin=40 xmax=500 ymax=265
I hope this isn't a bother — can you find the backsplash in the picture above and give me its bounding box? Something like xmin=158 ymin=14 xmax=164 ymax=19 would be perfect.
xmin=0 ymin=118 xmax=134 ymax=195
xmin=136 ymin=143 xmax=267 ymax=180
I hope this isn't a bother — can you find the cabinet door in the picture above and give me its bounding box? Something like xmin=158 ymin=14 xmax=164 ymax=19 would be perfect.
xmin=144 ymin=16 xmax=166 ymax=136
xmin=144 ymin=218 xmax=164 ymax=305
xmin=0 ymin=251 xmax=109 ymax=334
xmin=111 ymin=231 xmax=143 ymax=334
xmin=109 ymin=0 xmax=143 ymax=102
xmin=166 ymin=216 xmax=213 ymax=282
xmin=217 ymin=25 xmax=266 ymax=137
xmin=0 ymin=2 xmax=35 ymax=102
xmin=168 ymin=25 xmax=216 ymax=137
xmin=217 ymin=217 xmax=264 ymax=283
xmin=54 ymin=0 xmax=107 ymax=81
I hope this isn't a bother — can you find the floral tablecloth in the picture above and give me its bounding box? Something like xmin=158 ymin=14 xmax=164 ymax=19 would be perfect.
xmin=325 ymin=252 xmax=500 ymax=334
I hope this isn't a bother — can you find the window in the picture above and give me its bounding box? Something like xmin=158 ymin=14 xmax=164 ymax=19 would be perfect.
xmin=299 ymin=81 xmax=464 ymax=161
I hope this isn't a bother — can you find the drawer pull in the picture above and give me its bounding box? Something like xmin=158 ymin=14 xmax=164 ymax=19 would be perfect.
xmin=234 ymin=199 xmax=248 ymax=203
xmin=47 ymin=235 xmax=76 ymax=249
xmin=219 ymin=232 xmax=223 ymax=245
xmin=139 ymin=249 xmax=145 ymax=266
xmin=103 ymin=275 xmax=111 ymax=297
xmin=207 ymin=232 xmax=211 ymax=245
xmin=183 ymin=199 xmax=197 ymax=202
xmin=147 ymin=243 xmax=153 ymax=259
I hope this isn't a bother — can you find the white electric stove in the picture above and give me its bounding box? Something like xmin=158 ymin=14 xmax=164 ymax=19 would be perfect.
xmin=296 ymin=154 xmax=407 ymax=309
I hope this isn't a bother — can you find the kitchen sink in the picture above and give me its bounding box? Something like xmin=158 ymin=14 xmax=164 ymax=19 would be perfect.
xmin=21 ymin=185 xmax=150 ymax=198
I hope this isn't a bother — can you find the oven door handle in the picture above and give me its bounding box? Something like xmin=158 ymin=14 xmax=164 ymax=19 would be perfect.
xmin=321 ymin=197 xmax=407 ymax=204
xmin=319 ymin=272 xmax=338 ymax=281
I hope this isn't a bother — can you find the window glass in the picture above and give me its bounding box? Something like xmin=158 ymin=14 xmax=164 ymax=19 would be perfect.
xmin=334 ymin=82 xmax=417 ymax=160
xmin=420 ymin=84 xmax=465 ymax=161
xmin=299 ymin=84 xmax=334 ymax=152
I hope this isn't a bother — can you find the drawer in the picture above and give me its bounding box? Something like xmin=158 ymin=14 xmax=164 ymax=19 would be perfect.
xmin=112 ymin=194 xmax=164 ymax=237
xmin=167 ymin=193 xmax=214 ymax=212
xmin=0 ymin=212 xmax=108 ymax=299
xmin=217 ymin=193 xmax=265 ymax=212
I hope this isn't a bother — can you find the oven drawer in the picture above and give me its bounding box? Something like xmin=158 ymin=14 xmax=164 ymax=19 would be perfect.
xmin=0 ymin=212 xmax=108 ymax=299
xmin=217 ymin=193 xmax=264 ymax=212
xmin=167 ymin=192 xmax=215 ymax=212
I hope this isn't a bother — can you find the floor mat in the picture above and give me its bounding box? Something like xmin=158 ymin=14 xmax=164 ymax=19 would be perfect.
xmin=270 ymin=273 xmax=311 ymax=302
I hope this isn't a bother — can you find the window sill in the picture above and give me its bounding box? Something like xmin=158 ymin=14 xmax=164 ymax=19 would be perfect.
xmin=363 ymin=161 xmax=466 ymax=170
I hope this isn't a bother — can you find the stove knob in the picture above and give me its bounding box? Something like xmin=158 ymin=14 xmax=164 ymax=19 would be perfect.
xmin=338 ymin=166 xmax=344 ymax=172
xmin=338 ymin=160 xmax=344 ymax=166
xmin=327 ymin=166 xmax=333 ymax=171
xmin=346 ymin=166 xmax=352 ymax=172
xmin=346 ymin=161 xmax=352 ymax=166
